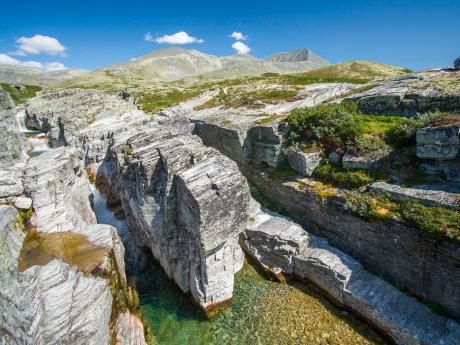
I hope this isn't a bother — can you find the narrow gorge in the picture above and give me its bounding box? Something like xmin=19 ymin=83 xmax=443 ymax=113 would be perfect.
xmin=1 ymin=55 xmax=460 ymax=345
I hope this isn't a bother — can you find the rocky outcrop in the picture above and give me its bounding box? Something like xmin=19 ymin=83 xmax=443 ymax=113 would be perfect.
xmin=416 ymin=126 xmax=460 ymax=160
xmin=346 ymin=69 xmax=460 ymax=115
xmin=370 ymin=181 xmax=460 ymax=210
xmin=24 ymin=147 xmax=97 ymax=233
xmin=287 ymin=149 xmax=322 ymax=176
xmin=25 ymin=89 xmax=252 ymax=310
xmin=101 ymin=124 xmax=250 ymax=310
xmin=0 ymin=204 xmax=123 ymax=345
xmin=242 ymin=200 xmax=460 ymax=345
xmin=246 ymin=169 xmax=460 ymax=320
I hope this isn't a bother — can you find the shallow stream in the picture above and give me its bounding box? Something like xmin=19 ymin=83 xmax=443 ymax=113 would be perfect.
xmin=91 ymin=187 xmax=388 ymax=345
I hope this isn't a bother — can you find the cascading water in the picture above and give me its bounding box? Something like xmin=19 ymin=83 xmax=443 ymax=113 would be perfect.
xmin=15 ymin=108 xmax=50 ymax=157
xmin=90 ymin=185 xmax=388 ymax=345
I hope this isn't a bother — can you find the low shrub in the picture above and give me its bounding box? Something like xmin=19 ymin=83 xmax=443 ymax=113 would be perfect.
xmin=284 ymin=102 xmax=362 ymax=149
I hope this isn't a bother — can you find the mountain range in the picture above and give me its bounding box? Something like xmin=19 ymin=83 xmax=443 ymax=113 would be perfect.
xmin=0 ymin=48 xmax=329 ymax=86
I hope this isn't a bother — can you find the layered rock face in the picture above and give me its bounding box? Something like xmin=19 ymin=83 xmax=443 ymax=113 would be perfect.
xmin=454 ymin=57 xmax=460 ymax=70
xmin=25 ymin=89 xmax=251 ymax=309
xmin=247 ymin=170 xmax=460 ymax=320
xmin=0 ymin=91 xmax=146 ymax=344
xmin=242 ymin=200 xmax=460 ymax=345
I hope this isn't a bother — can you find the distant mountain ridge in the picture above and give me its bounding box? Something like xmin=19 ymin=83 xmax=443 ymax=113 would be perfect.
xmin=59 ymin=47 xmax=330 ymax=87
xmin=0 ymin=65 xmax=88 ymax=85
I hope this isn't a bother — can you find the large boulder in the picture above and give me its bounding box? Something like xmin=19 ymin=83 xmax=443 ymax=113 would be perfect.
xmin=416 ymin=126 xmax=460 ymax=160
xmin=287 ymin=149 xmax=322 ymax=176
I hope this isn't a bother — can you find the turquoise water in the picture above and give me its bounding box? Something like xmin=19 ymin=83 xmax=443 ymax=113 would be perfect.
xmin=92 ymin=188 xmax=387 ymax=345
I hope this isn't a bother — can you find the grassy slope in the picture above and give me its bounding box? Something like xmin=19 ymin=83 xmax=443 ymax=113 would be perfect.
xmin=277 ymin=60 xmax=412 ymax=85
xmin=1 ymin=83 xmax=42 ymax=104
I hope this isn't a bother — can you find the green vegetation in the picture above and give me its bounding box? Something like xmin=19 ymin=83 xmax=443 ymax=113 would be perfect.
xmin=1 ymin=83 xmax=42 ymax=104
xmin=388 ymin=112 xmax=460 ymax=146
xmin=313 ymin=161 xmax=375 ymax=189
xmin=285 ymin=102 xmax=362 ymax=149
xmin=196 ymin=87 xmax=299 ymax=110
xmin=135 ymin=89 xmax=201 ymax=114
xmin=16 ymin=207 xmax=33 ymax=230
xmin=283 ymin=103 xmax=454 ymax=189
xmin=344 ymin=191 xmax=460 ymax=241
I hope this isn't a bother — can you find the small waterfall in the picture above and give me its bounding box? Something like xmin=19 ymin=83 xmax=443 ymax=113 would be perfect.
xmin=15 ymin=109 xmax=50 ymax=157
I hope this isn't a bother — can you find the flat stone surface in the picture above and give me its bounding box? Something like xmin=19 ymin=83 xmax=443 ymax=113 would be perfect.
xmin=370 ymin=181 xmax=460 ymax=210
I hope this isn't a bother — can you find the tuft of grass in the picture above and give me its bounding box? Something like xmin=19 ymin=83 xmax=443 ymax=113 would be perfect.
xmin=16 ymin=208 xmax=33 ymax=230
xmin=1 ymin=83 xmax=42 ymax=104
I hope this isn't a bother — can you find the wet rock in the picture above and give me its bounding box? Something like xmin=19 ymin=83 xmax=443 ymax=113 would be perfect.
xmin=370 ymin=181 xmax=460 ymax=210
xmin=287 ymin=149 xmax=322 ymax=177
xmin=416 ymin=126 xmax=460 ymax=160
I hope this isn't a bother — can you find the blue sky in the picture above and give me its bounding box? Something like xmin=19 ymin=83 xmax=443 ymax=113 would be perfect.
xmin=1 ymin=0 xmax=459 ymax=71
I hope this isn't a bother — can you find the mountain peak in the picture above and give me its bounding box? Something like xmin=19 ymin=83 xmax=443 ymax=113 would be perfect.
xmin=264 ymin=48 xmax=328 ymax=64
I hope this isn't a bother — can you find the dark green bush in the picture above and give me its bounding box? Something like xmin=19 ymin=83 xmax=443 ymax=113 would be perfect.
xmin=285 ymin=102 xmax=362 ymax=149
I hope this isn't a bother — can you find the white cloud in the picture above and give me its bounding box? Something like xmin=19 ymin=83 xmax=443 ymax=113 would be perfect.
xmin=152 ymin=31 xmax=204 ymax=44
xmin=13 ymin=34 xmax=66 ymax=56
xmin=230 ymin=32 xmax=247 ymax=41
xmin=232 ymin=41 xmax=251 ymax=54
xmin=144 ymin=32 xmax=154 ymax=42
xmin=0 ymin=53 xmax=66 ymax=71
xmin=130 ymin=57 xmax=137 ymax=61
xmin=22 ymin=60 xmax=44 ymax=69
xmin=45 ymin=62 xmax=67 ymax=71
xmin=0 ymin=53 xmax=21 ymax=65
